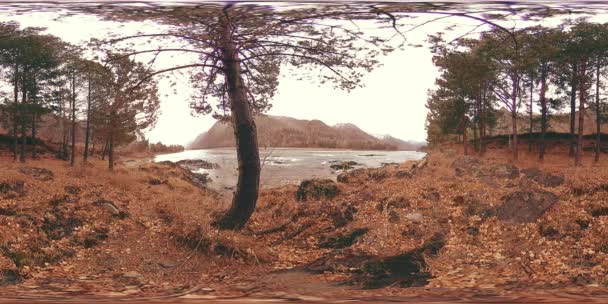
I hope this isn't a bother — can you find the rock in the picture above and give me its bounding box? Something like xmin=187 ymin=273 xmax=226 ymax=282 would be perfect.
xmin=329 ymin=161 xmax=361 ymax=171
xmin=337 ymin=167 xmax=388 ymax=183
xmin=304 ymin=233 xmax=445 ymax=288
xmin=64 ymin=185 xmax=80 ymax=195
xmin=318 ymin=228 xmax=369 ymax=249
xmin=496 ymin=191 xmax=559 ymax=223
xmin=451 ymin=156 xmax=482 ymax=176
xmin=422 ymin=189 xmax=440 ymax=202
xmin=149 ymin=178 xmax=163 ymax=185
xmin=487 ymin=163 xmax=519 ymax=179
xmin=406 ymin=212 xmax=423 ymax=223
xmin=590 ymin=207 xmax=608 ymax=217
xmin=122 ymin=271 xmax=142 ymax=279
xmin=395 ymin=170 xmax=412 ymax=178
xmin=175 ymin=159 xmax=219 ymax=170
xmin=18 ymin=167 xmax=54 ymax=181
xmin=296 ymin=179 xmax=339 ymax=202
xmin=93 ymin=199 xmax=127 ymax=218
xmin=0 ymin=269 xmax=21 ymax=286
xmin=521 ymin=168 xmax=564 ymax=187
xmin=159 ymin=261 xmax=177 ymax=269
xmin=0 ymin=180 xmax=25 ymax=198
xmin=330 ymin=203 xmax=357 ymax=228
xmin=387 ymin=197 xmax=410 ymax=209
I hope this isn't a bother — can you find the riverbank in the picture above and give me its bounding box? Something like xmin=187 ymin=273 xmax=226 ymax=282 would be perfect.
xmin=2 ymin=147 xmax=608 ymax=301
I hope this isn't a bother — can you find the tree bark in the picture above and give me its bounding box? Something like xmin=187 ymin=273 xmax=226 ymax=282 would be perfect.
xmin=108 ymin=121 xmax=114 ymax=170
xmin=539 ymin=64 xmax=548 ymax=161
xmin=70 ymin=74 xmax=76 ymax=167
xmin=12 ymin=62 xmax=18 ymax=161
xmin=528 ymin=75 xmax=533 ymax=153
xmin=214 ymin=13 xmax=261 ymax=230
xmin=19 ymin=75 xmax=27 ymax=163
xmin=576 ymin=61 xmax=587 ymax=166
xmin=570 ymin=64 xmax=578 ymax=158
xmin=462 ymin=104 xmax=468 ymax=156
xmin=511 ymin=76 xmax=519 ymax=161
xmin=595 ymin=57 xmax=601 ymax=162
xmin=31 ymin=81 xmax=37 ymax=160
xmin=84 ymin=75 xmax=91 ymax=161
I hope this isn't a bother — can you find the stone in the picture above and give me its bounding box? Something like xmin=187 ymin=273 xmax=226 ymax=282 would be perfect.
xmin=18 ymin=167 xmax=54 ymax=181
xmin=487 ymin=163 xmax=519 ymax=179
xmin=406 ymin=212 xmax=423 ymax=223
xmin=296 ymin=179 xmax=339 ymax=201
xmin=122 ymin=271 xmax=142 ymax=279
xmin=496 ymin=191 xmax=559 ymax=223
xmin=521 ymin=168 xmax=564 ymax=188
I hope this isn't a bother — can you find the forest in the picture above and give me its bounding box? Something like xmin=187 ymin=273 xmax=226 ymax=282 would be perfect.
xmin=426 ymin=21 xmax=608 ymax=164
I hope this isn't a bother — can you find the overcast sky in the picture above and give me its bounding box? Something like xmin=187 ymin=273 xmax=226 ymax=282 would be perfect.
xmin=0 ymin=5 xmax=594 ymax=146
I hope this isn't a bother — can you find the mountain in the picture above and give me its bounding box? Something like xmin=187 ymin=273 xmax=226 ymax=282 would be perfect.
xmin=188 ymin=115 xmax=425 ymax=151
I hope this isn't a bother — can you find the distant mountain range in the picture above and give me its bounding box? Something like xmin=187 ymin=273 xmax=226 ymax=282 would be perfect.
xmin=188 ymin=115 xmax=425 ymax=151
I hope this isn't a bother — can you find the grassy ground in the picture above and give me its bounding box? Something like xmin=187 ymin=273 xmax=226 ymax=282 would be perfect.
xmin=2 ymin=145 xmax=608 ymax=301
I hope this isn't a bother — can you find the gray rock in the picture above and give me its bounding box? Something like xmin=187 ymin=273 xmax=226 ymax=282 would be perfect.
xmin=406 ymin=212 xmax=423 ymax=223
xmin=521 ymin=168 xmax=564 ymax=187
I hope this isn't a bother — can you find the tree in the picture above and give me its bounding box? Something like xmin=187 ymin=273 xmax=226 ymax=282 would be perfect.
xmin=94 ymin=4 xmax=395 ymax=229
xmin=101 ymin=53 xmax=160 ymax=170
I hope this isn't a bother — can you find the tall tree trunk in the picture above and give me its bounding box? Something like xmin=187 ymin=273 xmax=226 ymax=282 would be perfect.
xmin=511 ymin=76 xmax=519 ymax=161
xmin=12 ymin=62 xmax=18 ymax=161
xmin=462 ymin=105 xmax=468 ymax=156
xmin=108 ymin=127 xmax=114 ymax=170
xmin=576 ymin=61 xmax=587 ymax=166
xmin=570 ymin=64 xmax=578 ymax=158
xmin=595 ymin=57 xmax=601 ymax=162
xmin=214 ymin=14 xmax=261 ymax=230
xmin=101 ymin=135 xmax=108 ymax=160
xmin=528 ymin=75 xmax=533 ymax=153
xmin=539 ymin=64 xmax=548 ymax=161
xmin=31 ymin=82 xmax=37 ymax=160
xmin=70 ymin=75 xmax=76 ymax=167
xmin=473 ymin=103 xmax=478 ymax=153
xmin=84 ymin=75 xmax=91 ymax=161
xmin=19 ymin=77 xmax=27 ymax=163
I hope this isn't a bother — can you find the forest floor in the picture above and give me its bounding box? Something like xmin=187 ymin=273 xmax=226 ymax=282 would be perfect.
xmin=2 ymin=145 xmax=608 ymax=302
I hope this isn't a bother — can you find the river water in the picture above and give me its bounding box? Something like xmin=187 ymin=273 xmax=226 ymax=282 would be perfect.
xmin=154 ymin=148 xmax=426 ymax=190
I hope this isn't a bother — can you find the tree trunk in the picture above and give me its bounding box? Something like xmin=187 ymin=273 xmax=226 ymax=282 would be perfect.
xmin=31 ymin=82 xmax=37 ymax=160
xmin=473 ymin=104 xmax=478 ymax=153
xmin=101 ymin=135 xmax=108 ymax=160
xmin=214 ymin=14 xmax=261 ymax=230
xmin=462 ymin=105 xmax=468 ymax=156
xmin=528 ymin=75 xmax=533 ymax=153
xmin=70 ymin=75 xmax=76 ymax=167
xmin=84 ymin=75 xmax=91 ymax=161
xmin=539 ymin=64 xmax=548 ymax=161
xmin=596 ymin=57 xmax=601 ymax=162
xmin=576 ymin=61 xmax=587 ymax=166
xmin=108 ymin=124 xmax=114 ymax=170
xmin=12 ymin=62 xmax=18 ymax=161
xmin=19 ymin=79 xmax=27 ymax=163
xmin=511 ymin=76 xmax=519 ymax=161
xmin=570 ymin=64 xmax=578 ymax=158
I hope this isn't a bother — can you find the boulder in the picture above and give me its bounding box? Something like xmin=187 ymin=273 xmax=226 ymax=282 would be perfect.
xmin=0 ymin=255 xmax=19 ymax=285
xmin=422 ymin=189 xmax=440 ymax=202
xmin=451 ymin=156 xmax=482 ymax=176
xmin=488 ymin=163 xmax=519 ymax=179
xmin=329 ymin=161 xmax=360 ymax=171
xmin=496 ymin=191 xmax=559 ymax=223
xmin=296 ymin=179 xmax=340 ymax=202
xmin=406 ymin=212 xmax=423 ymax=223
xmin=521 ymin=168 xmax=564 ymax=187
xmin=0 ymin=180 xmax=25 ymax=198
xmin=175 ymin=159 xmax=219 ymax=171
xmin=18 ymin=167 xmax=54 ymax=181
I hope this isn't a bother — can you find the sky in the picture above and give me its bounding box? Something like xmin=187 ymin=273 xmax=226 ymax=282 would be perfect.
xmin=0 ymin=4 xmax=593 ymax=146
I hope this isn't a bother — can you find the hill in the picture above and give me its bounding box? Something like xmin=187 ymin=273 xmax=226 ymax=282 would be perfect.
xmin=188 ymin=115 xmax=425 ymax=151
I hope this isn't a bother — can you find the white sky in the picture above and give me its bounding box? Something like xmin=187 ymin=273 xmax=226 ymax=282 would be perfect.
xmin=0 ymin=6 xmax=599 ymax=146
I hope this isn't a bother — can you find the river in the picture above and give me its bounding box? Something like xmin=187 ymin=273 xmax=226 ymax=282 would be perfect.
xmin=154 ymin=148 xmax=426 ymax=191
